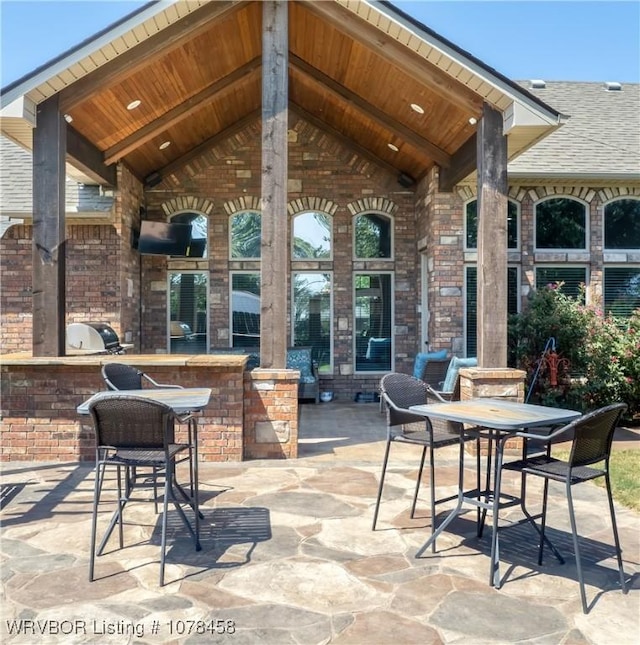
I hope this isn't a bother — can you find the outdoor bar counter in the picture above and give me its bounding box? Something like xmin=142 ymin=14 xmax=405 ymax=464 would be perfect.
xmin=0 ymin=353 xmax=300 ymax=462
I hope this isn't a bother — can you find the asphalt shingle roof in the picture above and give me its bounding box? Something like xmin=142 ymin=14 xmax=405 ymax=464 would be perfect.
xmin=510 ymin=81 xmax=640 ymax=179
xmin=0 ymin=137 xmax=113 ymax=214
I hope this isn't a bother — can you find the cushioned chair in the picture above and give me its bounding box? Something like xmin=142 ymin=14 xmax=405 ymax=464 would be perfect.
xmin=373 ymin=373 xmax=480 ymax=551
xmin=287 ymin=346 xmax=320 ymax=403
xmin=496 ymin=402 xmax=628 ymax=613
xmin=440 ymin=356 xmax=477 ymax=394
xmin=88 ymin=395 xmax=201 ymax=586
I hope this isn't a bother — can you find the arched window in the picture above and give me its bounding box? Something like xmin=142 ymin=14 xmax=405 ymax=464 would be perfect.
xmin=604 ymin=198 xmax=640 ymax=249
xmin=535 ymin=197 xmax=587 ymax=250
xmin=354 ymin=213 xmax=392 ymax=259
xmin=465 ymin=199 xmax=519 ymax=250
xmin=170 ymin=211 xmax=208 ymax=258
xmin=292 ymin=211 xmax=332 ymax=259
xmin=230 ymin=211 xmax=261 ymax=259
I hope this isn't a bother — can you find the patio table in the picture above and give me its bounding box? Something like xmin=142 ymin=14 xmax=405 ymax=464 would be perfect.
xmin=408 ymin=398 xmax=581 ymax=586
xmin=77 ymin=387 xmax=212 ymax=416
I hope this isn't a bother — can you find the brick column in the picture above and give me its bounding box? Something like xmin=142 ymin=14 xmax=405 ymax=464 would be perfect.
xmin=459 ymin=367 xmax=526 ymax=454
xmin=458 ymin=367 xmax=525 ymax=402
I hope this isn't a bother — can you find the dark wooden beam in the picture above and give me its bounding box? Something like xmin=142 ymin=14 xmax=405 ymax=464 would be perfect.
xmin=289 ymin=103 xmax=402 ymax=179
xmin=32 ymin=95 xmax=66 ymax=357
xmin=59 ymin=1 xmax=239 ymax=112
xmin=104 ymin=57 xmax=263 ymax=164
xmin=66 ymin=125 xmax=116 ymax=186
xmin=151 ymin=109 xmax=261 ymax=182
xmin=476 ymin=103 xmax=508 ymax=367
xmin=300 ymin=0 xmax=482 ymax=116
xmin=290 ymin=54 xmax=451 ymax=167
xmin=439 ymin=133 xmax=477 ymax=192
xmin=260 ymin=0 xmax=289 ymax=369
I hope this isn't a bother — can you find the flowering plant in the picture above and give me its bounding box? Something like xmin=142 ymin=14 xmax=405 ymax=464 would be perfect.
xmin=509 ymin=285 xmax=639 ymax=420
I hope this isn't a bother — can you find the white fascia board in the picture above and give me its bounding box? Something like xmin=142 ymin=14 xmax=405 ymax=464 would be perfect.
xmin=368 ymin=0 xmax=563 ymax=124
xmin=503 ymin=101 xmax=568 ymax=133
xmin=0 ymin=96 xmax=37 ymax=125
xmin=0 ymin=1 xmax=176 ymax=109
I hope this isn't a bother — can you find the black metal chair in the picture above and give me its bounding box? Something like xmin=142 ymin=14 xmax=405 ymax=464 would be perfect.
xmin=373 ymin=373 xmax=480 ymax=551
xmin=101 ymin=362 xmax=189 ymax=510
xmin=496 ymin=402 xmax=628 ymax=613
xmin=102 ymin=363 xmax=183 ymax=391
xmin=88 ymin=395 xmax=201 ymax=586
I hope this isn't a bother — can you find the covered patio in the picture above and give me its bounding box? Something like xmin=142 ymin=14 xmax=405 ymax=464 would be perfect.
xmin=2 ymin=400 xmax=638 ymax=644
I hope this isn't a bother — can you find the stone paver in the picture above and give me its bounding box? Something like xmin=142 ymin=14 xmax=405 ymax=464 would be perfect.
xmin=1 ymin=400 xmax=638 ymax=644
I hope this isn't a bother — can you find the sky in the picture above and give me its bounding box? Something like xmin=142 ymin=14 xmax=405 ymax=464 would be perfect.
xmin=0 ymin=0 xmax=639 ymax=89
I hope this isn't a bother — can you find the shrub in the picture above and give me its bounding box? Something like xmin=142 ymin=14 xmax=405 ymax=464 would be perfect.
xmin=508 ymin=285 xmax=640 ymax=421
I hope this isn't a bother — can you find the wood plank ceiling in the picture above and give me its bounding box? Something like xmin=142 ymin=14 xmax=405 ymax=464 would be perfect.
xmin=58 ymin=0 xmax=484 ymax=186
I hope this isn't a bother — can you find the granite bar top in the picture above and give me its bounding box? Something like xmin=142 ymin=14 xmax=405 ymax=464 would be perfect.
xmin=0 ymin=352 xmax=249 ymax=368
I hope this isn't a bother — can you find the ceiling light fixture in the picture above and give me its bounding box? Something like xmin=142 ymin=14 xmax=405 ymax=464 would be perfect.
xmin=468 ymin=117 xmax=477 ymax=125
xmin=127 ymin=100 xmax=142 ymax=110
xmin=387 ymin=143 xmax=399 ymax=152
xmin=410 ymin=103 xmax=424 ymax=114
xmin=159 ymin=141 xmax=171 ymax=150
xmin=63 ymin=114 xmax=73 ymax=123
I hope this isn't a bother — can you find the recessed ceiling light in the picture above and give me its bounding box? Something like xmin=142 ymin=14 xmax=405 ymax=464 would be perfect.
xmin=159 ymin=141 xmax=171 ymax=150
xmin=410 ymin=103 xmax=425 ymax=114
xmin=387 ymin=143 xmax=399 ymax=152
xmin=63 ymin=114 xmax=73 ymax=123
xmin=468 ymin=117 xmax=477 ymax=125
xmin=127 ymin=100 xmax=142 ymax=110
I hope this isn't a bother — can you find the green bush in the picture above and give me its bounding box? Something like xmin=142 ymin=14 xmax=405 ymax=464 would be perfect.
xmin=508 ymin=285 xmax=640 ymax=421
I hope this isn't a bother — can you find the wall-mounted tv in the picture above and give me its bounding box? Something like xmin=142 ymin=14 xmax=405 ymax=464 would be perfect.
xmin=186 ymin=237 xmax=207 ymax=258
xmin=137 ymin=221 xmax=191 ymax=256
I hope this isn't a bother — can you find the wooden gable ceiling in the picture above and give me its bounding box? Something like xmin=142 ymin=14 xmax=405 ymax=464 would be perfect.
xmin=55 ymin=0 xmax=486 ymax=186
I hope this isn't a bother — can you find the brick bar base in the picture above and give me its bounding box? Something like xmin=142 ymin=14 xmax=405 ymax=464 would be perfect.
xmin=0 ymin=355 xmax=298 ymax=463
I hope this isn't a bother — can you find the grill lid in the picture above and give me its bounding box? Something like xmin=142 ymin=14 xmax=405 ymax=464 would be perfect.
xmin=66 ymin=322 xmax=121 ymax=353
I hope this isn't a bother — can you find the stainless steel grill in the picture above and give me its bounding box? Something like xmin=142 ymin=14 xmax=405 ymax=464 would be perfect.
xmin=66 ymin=322 xmax=126 ymax=355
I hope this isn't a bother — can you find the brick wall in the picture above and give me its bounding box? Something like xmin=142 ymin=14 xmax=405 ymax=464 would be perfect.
xmin=0 ymin=362 xmax=250 ymax=463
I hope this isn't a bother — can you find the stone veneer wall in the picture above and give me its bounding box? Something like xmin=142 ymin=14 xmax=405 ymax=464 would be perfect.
xmin=0 ymin=360 xmax=298 ymax=463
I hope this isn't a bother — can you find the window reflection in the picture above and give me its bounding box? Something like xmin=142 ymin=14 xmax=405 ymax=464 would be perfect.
xmin=292 ymin=212 xmax=332 ymax=259
xmin=354 ymin=213 xmax=392 ymax=259
xmin=169 ymin=271 xmax=208 ymax=354
xmin=354 ymin=273 xmax=392 ymax=372
xmin=604 ymin=199 xmax=640 ymax=250
xmin=293 ymin=272 xmax=332 ymax=373
xmin=230 ymin=211 xmax=261 ymax=259
xmin=231 ymin=273 xmax=261 ymax=347
xmin=170 ymin=212 xmax=208 ymax=258
xmin=535 ymin=198 xmax=586 ymax=250
xmin=465 ymin=200 xmax=519 ymax=249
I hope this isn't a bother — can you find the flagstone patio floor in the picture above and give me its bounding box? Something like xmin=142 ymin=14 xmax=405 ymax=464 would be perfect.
xmin=1 ymin=400 xmax=639 ymax=644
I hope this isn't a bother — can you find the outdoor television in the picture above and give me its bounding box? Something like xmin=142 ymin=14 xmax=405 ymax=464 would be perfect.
xmin=137 ymin=221 xmax=191 ymax=256
xmin=186 ymin=237 xmax=207 ymax=258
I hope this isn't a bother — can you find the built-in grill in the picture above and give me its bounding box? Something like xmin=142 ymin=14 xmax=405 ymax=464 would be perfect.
xmin=66 ymin=322 xmax=127 ymax=355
